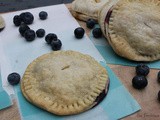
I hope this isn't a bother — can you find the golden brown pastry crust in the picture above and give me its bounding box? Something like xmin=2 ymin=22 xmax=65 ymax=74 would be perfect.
xmin=21 ymin=50 xmax=109 ymax=115
xmin=108 ymin=0 xmax=160 ymax=61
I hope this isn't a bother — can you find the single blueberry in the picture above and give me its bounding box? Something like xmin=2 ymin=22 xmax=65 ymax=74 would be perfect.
xmin=92 ymin=28 xmax=102 ymax=38
xmin=136 ymin=64 xmax=150 ymax=76
xmin=13 ymin=15 xmax=22 ymax=26
xmin=20 ymin=12 xmax=34 ymax=25
xmin=132 ymin=75 xmax=148 ymax=89
xmin=45 ymin=33 xmax=57 ymax=44
xmin=157 ymin=71 xmax=160 ymax=83
xmin=39 ymin=11 xmax=48 ymax=20
xmin=86 ymin=19 xmax=96 ymax=29
xmin=158 ymin=90 xmax=160 ymax=102
xmin=7 ymin=72 xmax=21 ymax=85
xmin=51 ymin=39 xmax=62 ymax=51
xmin=24 ymin=29 xmax=36 ymax=41
xmin=36 ymin=29 xmax=45 ymax=38
xmin=74 ymin=27 xmax=85 ymax=39
xmin=19 ymin=24 xmax=30 ymax=36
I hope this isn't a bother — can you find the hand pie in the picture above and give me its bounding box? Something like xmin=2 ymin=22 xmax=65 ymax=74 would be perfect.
xmin=71 ymin=0 xmax=109 ymax=22
xmin=99 ymin=0 xmax=160 ymax=61
xmin=21 ymin=50 xmax=109 ymax=115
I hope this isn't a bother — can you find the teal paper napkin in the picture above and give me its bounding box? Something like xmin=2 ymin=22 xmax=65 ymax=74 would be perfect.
xmin=90 ymin=26 xmax=160 ymax=69
xmin=0 ymin=72 xmax=12 ymax=110
xmin=14 ymin=62 xmax=140 ymax=120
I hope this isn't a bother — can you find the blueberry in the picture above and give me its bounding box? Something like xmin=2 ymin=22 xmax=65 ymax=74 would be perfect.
xmin=51 ymin=39 xmax=62 ymax=51
xmin=20 ymin=12 xmax=34 ymax=25
xmin=157 ymin=71 xmax=160 ymax=83
xmin=13 ymin=15 xmax=22 ymax=26
xmin=158 ymin=90 xmax=160 ymax=102
xmin=132 ymin=76 xmax=148 ymax=89
xmin=74 ymin=27 xmax=85 ymax=39
xmin=36 ymin=29 xmax=45 ymax=38
xmin=45 ymin=33 xmax=57 ymax=44
xmin=86 ymin=19 xmax=96 ymax=29
xmin=24 ymin=29 xmax=36 ymax=41
xmin=92 ymin=28 xmax=102 ymax=38
xmin=136 ymin=64 xmax=150 ymax=76
xmin=19 ymin=24 xmax=30 ymax=36
xmin=39 ymin=11 xmax=48 ymax=20
xmin=7 ymin=72 xmax=21 ymax=85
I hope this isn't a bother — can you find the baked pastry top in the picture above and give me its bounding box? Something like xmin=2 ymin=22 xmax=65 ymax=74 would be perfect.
xmin=21 ymin=50 xmax=109 ymax=115
xmin=99 ymin=0 xmax=160 ymax=61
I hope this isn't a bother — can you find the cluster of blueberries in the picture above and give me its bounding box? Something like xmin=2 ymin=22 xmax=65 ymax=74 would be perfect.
xmin=132 ymin=64 xmax=160 ymax=101
xmin=13 ymin=11 xmax=62 ymax=51
xmin=74 ymin=19 xmax=102 ymax=39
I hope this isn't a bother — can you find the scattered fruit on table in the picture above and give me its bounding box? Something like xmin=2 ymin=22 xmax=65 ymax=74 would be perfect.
xmin=86 ymin=19 xmax=96 ymax=29
xmin=36 ymin=29 xmax=45 ymax=38
xmin=7 ymin=72 xmax=21 ymax=85
xmin=39 ymin=11 xmax=48 ymax=20
xmin=45 ymin=33 xmax=58 ymax=44
xmin=92 ymin=28 xmax=102 ymax=38
xmin=74 ymin=27 xmax=85 ymax=39
xmin=136 ymin=64 xmax=150 ymax=76
xmin=24 ymin=29 xmax=36 ymax=41
xmin=19 ymin=23 xmax=30 ymax=36
xmin=132 ymin=75 xmax=148 ymax=89
xmin=51 ymin=39 xmax=62 ymax=51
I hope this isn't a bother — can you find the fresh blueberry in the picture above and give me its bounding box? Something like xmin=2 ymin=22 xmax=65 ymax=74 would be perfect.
xmin=157 ymin=71 xmax=160 ymax=83
xmin=45 ymin=33 xmax=57 ymax=44
xmin=36 ymin=29 xmax=45 ymax=38
xmin=132 ymin=75 xmax=148 ymax=89
xmin=74 ymin=27 xmax=85 ymax=39
xmin=158 ymin=90 xmax=160 ymax=102
xmin=92 ymin=28 xmax=102 ymax=38
xmin=7 ymin=72 xmax=21 ymax=85
xmin=24 ymin=29 xmax=36 ymax=41
xmin=39 ymin=11 xmax=48 ymax=20
xmin=86 ymin=19 xmax=96 ymax=29
xmin=136 ymin=64 xmax=150 ymax=76
xmin=13 ymin=15 xmax=22 ymax=26
xmin=20 ymin=12 xmax=34 ymax=25
xmin=19 ymin=24 xmax=30 ymax=36
xmin=51 ymin=39 xmax=62 ymax=51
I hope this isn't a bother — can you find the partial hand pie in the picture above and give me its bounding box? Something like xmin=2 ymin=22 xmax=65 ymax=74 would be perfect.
xmin=99 ymin=0 xmax=160 ymax=61
xmin=71 ymin=0 xmax=109 ymax=22
xmin=0 ymin=15 xmax=5 ymax=32
xmin=21 ymin=50 xmax=109 ymax=115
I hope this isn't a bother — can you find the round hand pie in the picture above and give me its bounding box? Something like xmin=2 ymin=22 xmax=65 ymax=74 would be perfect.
xmin=99 ymin=0 xmax=160 ymax=61
xmin=21 ymin=50 xmax=109 ymax=115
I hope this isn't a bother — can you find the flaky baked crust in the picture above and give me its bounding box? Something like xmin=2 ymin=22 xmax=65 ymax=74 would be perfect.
xmin=99 ymin=0 xmax=160 ymax=61
xmin=71 ymin=0 xmax=108 ymax=21
xmin=21 ymin=50 xmax=109 ymax=115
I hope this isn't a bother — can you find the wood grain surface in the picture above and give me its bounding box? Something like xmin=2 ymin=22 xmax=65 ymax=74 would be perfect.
xmin=0 ymin=4 xmax=160 ymax=120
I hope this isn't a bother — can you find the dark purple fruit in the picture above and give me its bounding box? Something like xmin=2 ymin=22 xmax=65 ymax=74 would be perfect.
xmin=74 ymin=27 xmax=85 ymax=39
xmin=86 ymin=19 xmax=96 ymax=29
xmin=136 ymin=64 xmax=150 ymax=76
xmin=24 ymin=29 xmax=36 ymax=41
xmin=51 ymin=39 xmax=62 ymax=51
xmin=36 ymin=29 xmax=45 ymax=38
xmin=157 ymin=71 xmax=160 ymax=83
xmin=19 ymin=24 xmax=30 ymax=36
xmin=45 ymin=33 xmax=57 ymax=44
xmin=158 ymin=90 xmax=160 ymax=102
xmin=7 ymin=72 xmax=21 ymax=85
xmin=20 ymin=12 xmax=34 ymax=25
xmin=92 ymin=28 xmax=102 ymax=38
xmin=132 ymin=76 xmax=148 ymax=89
xmin=39 ymin=11 xmax=48 ymax=20
xmin=13 ymin=15 xmax=22 ymax=26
